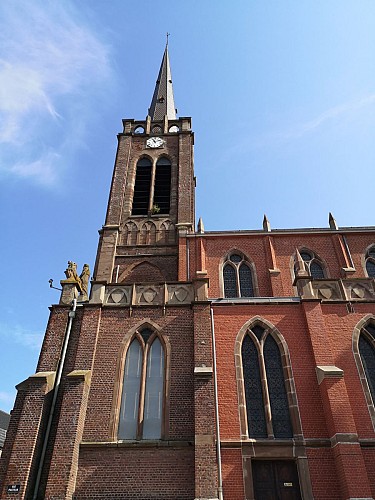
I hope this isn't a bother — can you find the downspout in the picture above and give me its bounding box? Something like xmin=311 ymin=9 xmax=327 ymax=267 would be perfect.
xmin=32 ymin=298 xmax=77 ymax=500
xmin=210 ymin=306 xmax=224 ymax=500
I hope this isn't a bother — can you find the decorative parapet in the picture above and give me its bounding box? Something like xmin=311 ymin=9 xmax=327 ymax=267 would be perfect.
xmin=342 ymin=279 xmax=375 ymax=301
xmin=301 ymin=278 xmax=375 ymax=302
xmin=91 ymin=282 xmax=194 ymax=307
xmin=311 ymin=280 xmax=342 ymax=301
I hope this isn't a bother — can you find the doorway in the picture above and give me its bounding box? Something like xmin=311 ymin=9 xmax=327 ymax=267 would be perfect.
xmin=252 ymin=460 xmax=302 ymax=500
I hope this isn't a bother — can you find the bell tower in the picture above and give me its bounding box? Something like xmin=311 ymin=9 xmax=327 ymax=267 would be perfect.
xmin=93 ymin=44 xmax=195 ymax=285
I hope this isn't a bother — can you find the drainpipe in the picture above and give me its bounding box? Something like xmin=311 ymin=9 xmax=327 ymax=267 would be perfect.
xmin=210 ymin=306 xmax=224 ymax=500
xmin=32 ymin=298 xmax=77 ymax=500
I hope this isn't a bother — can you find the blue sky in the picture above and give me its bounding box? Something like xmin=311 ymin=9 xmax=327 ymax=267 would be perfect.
xmin=1 ymin=1 xmax=375 ymax=412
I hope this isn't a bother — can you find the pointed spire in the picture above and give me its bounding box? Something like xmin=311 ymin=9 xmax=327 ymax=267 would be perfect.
xmin=329 ymin=212 xmax=338 ymax=230
xmin=295 ymin=248 xmax=308 ymax=277
xmin=197 ymin=217 xmax=205 ymax=234
xmin=263 ymin=214 xmax=271 ymax=232
xmin=148 ymin=41 xmax=176 ymax=121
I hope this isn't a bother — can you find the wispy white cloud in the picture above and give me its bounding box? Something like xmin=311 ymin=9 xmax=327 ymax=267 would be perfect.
xmin=0 ymin=323 xmax=43 ymax=350
xmin=0 ymin=0 xmax=113 ymax=185
xmin=219 ymin=93 xmax=375 ymax=164
xmin=10 ymin=151 xmax=61 ymax=186
xmin=278 ymin=94 xmax=375 ymax=140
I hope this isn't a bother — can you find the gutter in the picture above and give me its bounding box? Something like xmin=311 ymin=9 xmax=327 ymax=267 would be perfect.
xmin=32 ymin=299 xmax=78 ymax=500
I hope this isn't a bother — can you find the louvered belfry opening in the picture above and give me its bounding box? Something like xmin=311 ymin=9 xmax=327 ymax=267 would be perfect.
xmin=153 ymin=158 xmax=171 ymax=214
xmin=132 ymin=158 xmax=152 ymax=215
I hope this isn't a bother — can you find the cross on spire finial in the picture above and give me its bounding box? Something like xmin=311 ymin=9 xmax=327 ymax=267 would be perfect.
xmin=166 ymin=32 xmax=170 ymax=46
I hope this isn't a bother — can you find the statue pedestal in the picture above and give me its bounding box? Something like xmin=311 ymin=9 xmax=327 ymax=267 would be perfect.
xmin=60 ymin=280 xmax=81 ymax=305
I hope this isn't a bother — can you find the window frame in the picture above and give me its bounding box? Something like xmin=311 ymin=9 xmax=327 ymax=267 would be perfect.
xmin=110 ymin=321 xmax=171 ymax=441
xmin=131 ymin=155 xmax=172 ymax=217
xmin=235 ymin=317 xmax=302 ymax=441
xmin=364 ymin=245 xmax=375 ymax=278
xmin=292 ymin=248 xmax=327 ymax=281
xmin=353 ymin=315 xmax=375 ymax=431
xmin=221 ymin=251 xmax=258 ymax=298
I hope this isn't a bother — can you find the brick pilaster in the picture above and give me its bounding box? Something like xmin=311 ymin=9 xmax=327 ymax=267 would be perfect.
xmin=0 ymin=372 xmax=55 ymax=500
xmin=193 ymin=303 xmax=218 ymax=500
xmin=43 ymin=371 xmax=91 ymax=500
xmin=302 ymin=300 xmax=373 ymax=499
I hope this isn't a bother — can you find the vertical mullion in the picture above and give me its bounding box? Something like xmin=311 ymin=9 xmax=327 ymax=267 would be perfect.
xmin=259 ymin=339 xmax=274 ymax=438
xmin=137 ymin=342 xmax=148 ymax=440
xmin=149 ymin=160 xmax=156 ymax=212
xmin=236 ymin=264 xmax=241 ymax=298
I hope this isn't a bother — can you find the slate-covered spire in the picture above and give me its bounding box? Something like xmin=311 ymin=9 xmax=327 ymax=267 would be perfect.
xmin=148 ymin=43 xmax=176 ymax=120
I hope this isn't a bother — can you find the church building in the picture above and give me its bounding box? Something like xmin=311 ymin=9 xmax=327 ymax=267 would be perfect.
xmin=1 ymin=45 xmax=375 ymax=500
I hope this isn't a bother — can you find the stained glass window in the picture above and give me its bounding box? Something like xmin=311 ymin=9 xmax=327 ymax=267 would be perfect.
xmin=359 ymin=333 xmax=375 ymax=404
xmin=310 ymin=261 xmax=325 ymax=279
xmin=366 ymin=260 xmax=375 ymax=278
xmin=252 ymin=325 xmax=265 ymax=341
xmin=295 ymin=249 xmax=325 ymax=279
xmin=264 ymin=336 xmax=293 ymax=438
xmin=223 ymin=253 xmax=255 ymax=298
xmin=242 ymin=326 xmax=294 ymax=440
xmin=242 ymin=336 xmax=267 ymax=438
xmin=223 ymin=264 xmax=237 ymax=298
xmin=239 ymin=264 xmax=254 ymax=297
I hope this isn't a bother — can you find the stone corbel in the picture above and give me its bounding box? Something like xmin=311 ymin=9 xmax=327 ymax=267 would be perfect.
xmin=316 ymin=365 xmax=344 ymax=385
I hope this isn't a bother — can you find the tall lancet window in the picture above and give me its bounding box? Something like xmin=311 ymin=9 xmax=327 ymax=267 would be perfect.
xmin=153 ymin=157 xmax=171 ymax=214
xmin=223 ymin=253 xmax=255 ymax=298
xmin=118 ymin=328 xmax=165 ymax=440
xmin=242 ymin=325 xmax=293 ymax=439
xmin=131 ymin=157 xmax=171 ymax=216
xmin=359 ymin=323 xmax=375 ymax=405
xmin=132 ymin=158 xmax=152 ymax=215
xmin=365 ymin=246 xmax=375 ymax=278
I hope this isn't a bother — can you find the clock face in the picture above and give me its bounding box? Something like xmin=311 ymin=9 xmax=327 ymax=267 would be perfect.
xmin=146 ymin=137 xmax=164 ymax=148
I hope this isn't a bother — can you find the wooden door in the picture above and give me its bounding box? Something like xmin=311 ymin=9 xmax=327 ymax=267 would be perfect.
xmin=252 ymin=460 xmax=302 ymax=500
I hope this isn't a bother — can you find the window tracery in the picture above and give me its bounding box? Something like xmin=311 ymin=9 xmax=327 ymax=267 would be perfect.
xmin=223 ymin=253 xmax=255 ymax=298
xmin=118 ymin=327 xmax=165 ymax=440
xmin=295 ymin=249 xmax=325 ymax=279
xmin=241 ymin=324 xmax=293 ymax=439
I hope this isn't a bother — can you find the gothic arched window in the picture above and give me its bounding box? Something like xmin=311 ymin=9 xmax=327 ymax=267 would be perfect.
xmin=153 ymin=157 xmax=171 ymax=214
xmin=132 ymin=158 xmax=152 ymax=215
xmin=131 ymin=157 xmax=171 ymax=216
xmin=295 ymin=249 xmax=325 ymax=279
xmin=241 ymin=325 xmax=293 ymax=439
xmin=359 ymin=323 xmax=375 ymax=405
xmin=223 ymin=253 xmax=255 ymax=298
xmin=365 ymin=247 xmax=375 ymax=278
xmin=118 ymin=328 xmax=165 ymax=440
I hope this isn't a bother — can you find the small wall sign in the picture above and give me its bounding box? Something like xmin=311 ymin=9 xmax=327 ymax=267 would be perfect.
xmin=284 ymin=482 xmax=293 ymax=487
xmin=7 ymin=484 xmax=21 ymax=493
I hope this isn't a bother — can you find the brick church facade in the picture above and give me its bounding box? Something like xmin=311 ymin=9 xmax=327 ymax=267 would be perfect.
xmin=1 ymin=46 xmax=375 ymax=500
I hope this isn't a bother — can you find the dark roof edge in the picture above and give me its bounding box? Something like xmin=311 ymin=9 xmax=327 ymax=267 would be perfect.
xmin=186 ymin=226 xmax=375 ymax=237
